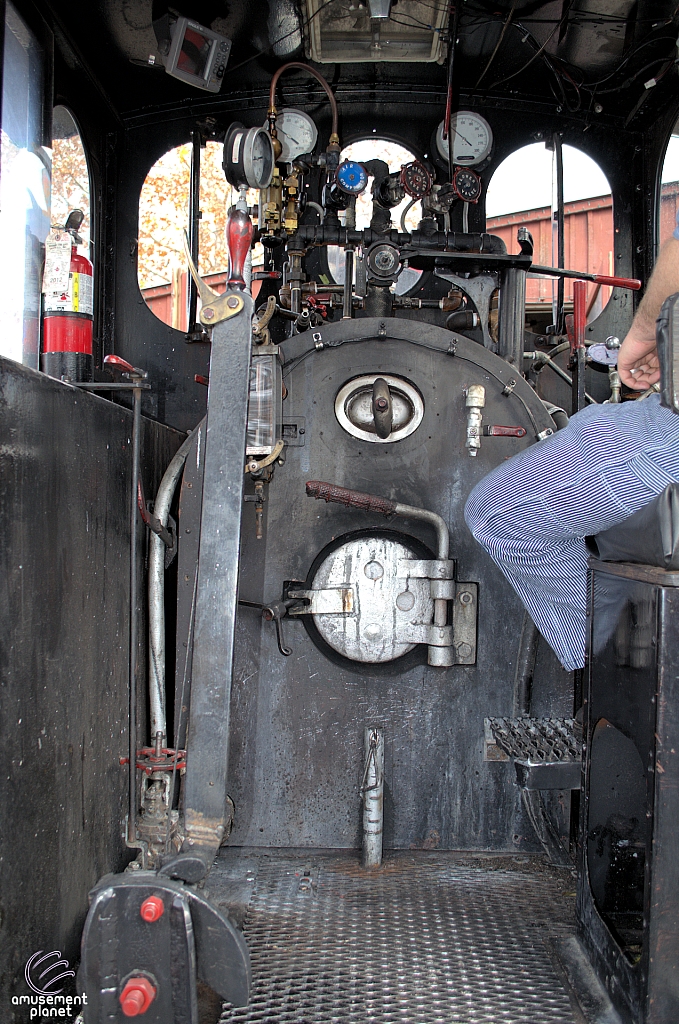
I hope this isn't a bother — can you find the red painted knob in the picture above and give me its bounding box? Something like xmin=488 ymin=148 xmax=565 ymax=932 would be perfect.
xmin=140 ymin=896 xmax=164 ymax=922
xmin=226 ymin=206 xmax=254 ymax=290
xmin=120 ymin=976 xmax=156 ymax=1016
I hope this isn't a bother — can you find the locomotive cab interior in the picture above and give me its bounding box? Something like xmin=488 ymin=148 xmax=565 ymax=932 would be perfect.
xmin=2 ymin=1 xmax=679 ymax=1022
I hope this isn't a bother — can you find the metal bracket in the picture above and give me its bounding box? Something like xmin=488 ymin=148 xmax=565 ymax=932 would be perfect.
xmin=288 ymin=587 xmax=355 ymax=615
xmin=184 ymin=233 xmax=246 ymax=326
xmin=452 ymin=582 xmax=477 ymax=664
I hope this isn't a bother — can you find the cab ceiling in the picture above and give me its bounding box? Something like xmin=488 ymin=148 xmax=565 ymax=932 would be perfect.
xmin=47 ymin=0 xmax=679 ymax=125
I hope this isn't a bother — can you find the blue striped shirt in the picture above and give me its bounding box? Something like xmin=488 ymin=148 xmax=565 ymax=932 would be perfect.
xmin=464 ymin=395 xmax=679 ymax=670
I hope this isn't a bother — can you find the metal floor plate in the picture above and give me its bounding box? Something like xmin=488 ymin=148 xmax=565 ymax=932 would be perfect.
xmin=210 ymin=851 xmax=580 ymax=1024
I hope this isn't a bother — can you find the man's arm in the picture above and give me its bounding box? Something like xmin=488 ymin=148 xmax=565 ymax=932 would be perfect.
xmin=618 ymin=236 xmax=679 ymax=389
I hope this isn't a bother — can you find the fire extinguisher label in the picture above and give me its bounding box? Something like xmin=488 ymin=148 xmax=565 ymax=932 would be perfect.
xmin=44 ymin=272 xmax=93 ymax=315
xmin=43 ymin=232 xmax=72 ymax=294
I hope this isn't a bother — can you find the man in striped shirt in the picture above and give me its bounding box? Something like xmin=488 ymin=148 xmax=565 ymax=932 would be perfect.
xmin=464 ymin=231 xmax=679 ymax=671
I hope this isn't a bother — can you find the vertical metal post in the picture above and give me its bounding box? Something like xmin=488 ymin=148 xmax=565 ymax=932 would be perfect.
xmin=188 ymin=131 xmax=202 ymax=335
xmin=342 ymin=249 xmax=354 ymax=319
xmin=551 ymin=134 xmax=565 ymax=334
xmin=362 ymin=727 xmax=384 ymax=868
xmin=572 ymin=280 xmax=587 ymax=414
xmin=128 ymin=384 xmax=142 ymax=838
xmin=498 ymin=267 xmax=527 ymax=367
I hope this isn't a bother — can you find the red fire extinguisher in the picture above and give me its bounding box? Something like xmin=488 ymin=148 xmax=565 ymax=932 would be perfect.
xmin=42 ymin=209 xmax=93 ymax=382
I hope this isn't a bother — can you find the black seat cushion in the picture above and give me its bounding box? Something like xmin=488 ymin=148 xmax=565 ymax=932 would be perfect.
xmin=586 ymin=482 xmax=679 ymax=570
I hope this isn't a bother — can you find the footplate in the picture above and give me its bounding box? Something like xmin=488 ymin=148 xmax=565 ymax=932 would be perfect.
xmin=484 ymin=716 xmax=582 ymax=790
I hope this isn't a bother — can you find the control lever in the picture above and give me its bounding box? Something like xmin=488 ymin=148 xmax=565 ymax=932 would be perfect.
xmin=372 ymin=377 xmax=393 ymax=439
xmin=262 ymin=600 xmax=294 ymax=656
xmin=483 ymin=425 xmax=526 ymax=437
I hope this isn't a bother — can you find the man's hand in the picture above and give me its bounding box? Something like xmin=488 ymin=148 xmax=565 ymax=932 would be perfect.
xmin=617 ymin=323 xmax=660 ymax=390
xmin=616 ymin=237 xmax=679 ymax=390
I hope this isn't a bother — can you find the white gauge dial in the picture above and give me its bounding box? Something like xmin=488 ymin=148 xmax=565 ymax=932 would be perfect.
xmin=436 ymin=111 xmax=493 ymax=167
xmin=265 ymin=108 xmax=318 ymax=163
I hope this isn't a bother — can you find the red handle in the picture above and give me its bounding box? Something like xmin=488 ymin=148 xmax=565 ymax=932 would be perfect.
xmin=104 ymin=354 xmax=136 ymax=374
xmin=227 ymin=207 xmax=254 ymax=290
xmin=306 ymin=481 xmax=396 ymax=517
xmin=592 ymin=274 xmax=641 ymax=290
xmin=483 ymin=425 xmax=527 ymax=437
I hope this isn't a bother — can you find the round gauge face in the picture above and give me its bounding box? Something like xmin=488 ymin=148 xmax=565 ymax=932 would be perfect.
xmin=244 ymin=127 xmax=274 ymax=189
xmin=453 ymin=167 xmax=482 ymax=203
xmin=336 ymin=160 xmax=368 ymax=195
xmin=265 ymin=108 xmax=318 ymax=163
xmin=436 ymin=111 xmax=493 ymax=167
xmin=400 ymin=160 xmax=432 ymax=200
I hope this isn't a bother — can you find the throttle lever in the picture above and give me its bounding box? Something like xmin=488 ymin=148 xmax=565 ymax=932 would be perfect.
xmin=483 ymin=425 xmax=527 ymax=437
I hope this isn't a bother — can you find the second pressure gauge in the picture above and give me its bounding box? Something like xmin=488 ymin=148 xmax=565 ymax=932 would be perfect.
xmin=265 ymin=108 xmax=318 ymax=163
xmin=436 ymin=111 xmax=493 ymax=167
xmin=223 ymin=123 xmax=275 ymax=189
xmin=400 ymin=160 xmax=432 ymax=200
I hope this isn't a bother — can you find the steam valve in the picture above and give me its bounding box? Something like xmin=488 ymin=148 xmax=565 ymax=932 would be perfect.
xmin=120 ymin=976 xmax=156 ymax=1016
xmin=465 ymin=385 xmax=486 ymax=456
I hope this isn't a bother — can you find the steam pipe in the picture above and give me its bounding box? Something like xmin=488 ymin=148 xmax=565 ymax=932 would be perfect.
xmin=269 ymin=62 xmax=339 ymax=138
xmin=149 ymin=418 xmax=205 ymax=743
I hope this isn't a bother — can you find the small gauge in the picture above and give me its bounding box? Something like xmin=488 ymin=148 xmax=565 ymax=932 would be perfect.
xmin=223 ymin=123 xmax=274 ymax=189
xmin=264 ymin=108 xmax=318 ymax=164
xmin=436 ymin=111 xmax=493 ymax=167
xmin=452 ymin=167 xmax=482 ymax=204
xmin=400 ymin=160 xmax=432 ymax=200
xmin=335 ymin=160 xmax=369 ymax=195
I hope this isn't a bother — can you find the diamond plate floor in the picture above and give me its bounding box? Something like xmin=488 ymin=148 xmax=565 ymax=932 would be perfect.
xmin=209 ymin=851 xmax=581 ymax=1024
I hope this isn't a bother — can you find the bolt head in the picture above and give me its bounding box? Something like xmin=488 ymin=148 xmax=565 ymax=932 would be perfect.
xmin=120 ymin=976 xmax=156 ymax=1017
xmin=456 ymin=642 xmax=473 ymax=658
xmin=203 ymin=307 xmax=214 ymax=320
xmin=227 ymin=295 xmax=240 ymax=308
xmin=140 ymin=896 xmax=164 ymax=923
xmin=459 ymin=592 xmax=473 ymax=605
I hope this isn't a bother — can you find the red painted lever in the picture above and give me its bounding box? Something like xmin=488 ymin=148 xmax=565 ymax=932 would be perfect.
xmin=530 ymin=265 xmax=642 ymax=291
xmin=591 ymin=273 xmax=642 ymax=289
xmin=483 ymin=425 xmax=527 ymax=437
xmin=226 ymin=206 xmax=254 ymax=291
xmin=104 ymin=354 xmax=136 ymax=374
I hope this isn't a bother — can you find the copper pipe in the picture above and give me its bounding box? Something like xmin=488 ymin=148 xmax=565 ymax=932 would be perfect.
xmin=269 ymin=62 xmax=339 ymax=138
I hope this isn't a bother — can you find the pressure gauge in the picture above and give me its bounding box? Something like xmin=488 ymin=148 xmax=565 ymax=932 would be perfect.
xmin=400 ymin=160 xmax=432 ymax=200
xmin=452 ymin=167 xmax=482 ymax=203
xmin=335 ymin=160 xmax=368 ymax=195
xmin=436 ymin=111 xmax=493 ymax=167
xmin=223 ymin=123 xmax=274 ymax=189
xmin=264 ymin=108 xmax=318 ymax=163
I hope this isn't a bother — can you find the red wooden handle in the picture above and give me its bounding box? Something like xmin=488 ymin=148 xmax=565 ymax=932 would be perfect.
xmin=483 ymin=425 xmax=527 ymax=437
xmin=306 ymin=481 xmax=396 ymax=516
xmin=592 ymin=274 xmax=642 ymax=290
xmin=104 ymin=354 xmax=136 ymax=374
xmin=227 ymin=207 xmax=253 ymax=290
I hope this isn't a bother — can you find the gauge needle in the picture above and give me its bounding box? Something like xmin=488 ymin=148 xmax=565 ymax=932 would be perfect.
xmin=454 ymin=128 xmax=473 ymax=147
xmin=284 ymin=132 xmax=302 ymax=145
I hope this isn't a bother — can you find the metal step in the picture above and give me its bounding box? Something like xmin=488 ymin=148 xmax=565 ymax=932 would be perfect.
xmin=485 ymin=716 xmax=582 ymax=790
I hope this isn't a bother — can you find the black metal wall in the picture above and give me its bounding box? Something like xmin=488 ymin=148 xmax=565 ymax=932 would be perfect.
xmin=0 ymin=358 xmax=182 ymax=1008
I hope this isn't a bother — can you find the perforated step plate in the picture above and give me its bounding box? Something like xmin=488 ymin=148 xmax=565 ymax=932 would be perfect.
xmin=209 ymin=851 xmax=581 ymax=1024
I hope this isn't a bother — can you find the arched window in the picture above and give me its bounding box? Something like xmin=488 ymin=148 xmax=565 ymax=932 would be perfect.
xmin=660 ymin=128 xmax=679 ymax=247
xmin=486 ymin=143 xmax=613 ymax=322
xmin=138 ymin=142 xmax=261 ymax=329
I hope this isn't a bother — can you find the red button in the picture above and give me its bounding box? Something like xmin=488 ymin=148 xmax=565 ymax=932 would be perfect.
xmin=120 ymin=977 xmax=156 ymax=1016
xmin=140 ymin=896 xmax=164 ymax=923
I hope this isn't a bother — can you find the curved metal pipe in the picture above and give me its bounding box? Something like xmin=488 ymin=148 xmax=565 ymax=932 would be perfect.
xmin=149 ymin=418 xmax=205 ymax=743
xmin=269 ymin=62 xmax=339 ymax=137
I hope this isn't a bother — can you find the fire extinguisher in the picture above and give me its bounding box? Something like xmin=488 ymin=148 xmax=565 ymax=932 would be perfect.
xmin=41 ymin=209 xmax=93 ymax=382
